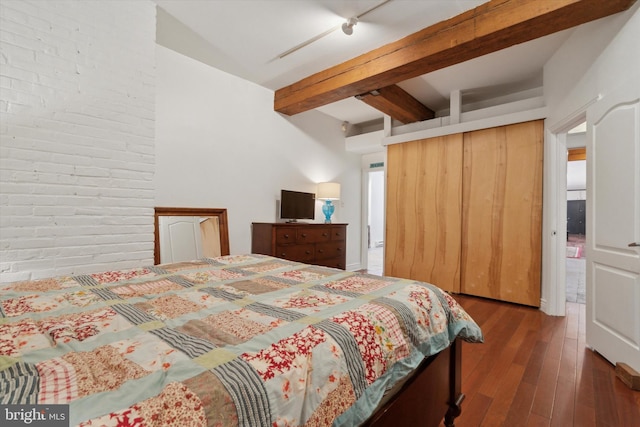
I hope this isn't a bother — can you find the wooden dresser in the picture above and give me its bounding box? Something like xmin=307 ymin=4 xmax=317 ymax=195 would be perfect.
xmin=251 ymin=223 xmax=347 ymax=269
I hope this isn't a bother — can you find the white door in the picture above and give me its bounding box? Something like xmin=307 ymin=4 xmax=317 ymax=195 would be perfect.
xmin=158 ymin=216 xmax=203 ymax=263
xmin=586 ymin=85 xmax=640 ymax=371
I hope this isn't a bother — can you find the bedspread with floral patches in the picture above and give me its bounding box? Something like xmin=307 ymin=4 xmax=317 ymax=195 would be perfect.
xmin=0 ymin=254 xmax=483 ymax=426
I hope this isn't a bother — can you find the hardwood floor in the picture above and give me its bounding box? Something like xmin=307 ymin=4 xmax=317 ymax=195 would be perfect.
xmin=441 ymin=295 xmax=640 ymax=427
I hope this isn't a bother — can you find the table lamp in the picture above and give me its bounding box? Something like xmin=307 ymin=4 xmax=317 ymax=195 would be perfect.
xmin=317 ymin=182 xmax=340 ymax=223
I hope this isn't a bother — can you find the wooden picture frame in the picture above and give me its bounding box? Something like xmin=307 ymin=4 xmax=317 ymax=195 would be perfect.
xmin=154 ymin=207 xmax=230 ymax=264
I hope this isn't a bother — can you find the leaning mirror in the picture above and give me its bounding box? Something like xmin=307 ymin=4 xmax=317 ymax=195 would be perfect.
xmin=154 ymin=207 xmax=230 ymax=265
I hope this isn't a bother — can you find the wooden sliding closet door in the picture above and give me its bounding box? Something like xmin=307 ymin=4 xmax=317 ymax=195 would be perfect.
xmin=461 ymin=120 xmax=543 ymax=306
xmin=385 ymin=134 xmax=463 ymax=293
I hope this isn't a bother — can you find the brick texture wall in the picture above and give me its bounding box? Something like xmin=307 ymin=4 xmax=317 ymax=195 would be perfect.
xmin=0 ymin=0 xmax=156 ymax=282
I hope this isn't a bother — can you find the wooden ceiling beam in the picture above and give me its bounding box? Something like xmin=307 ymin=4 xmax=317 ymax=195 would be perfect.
xmin=357 ymin=85 xmax=435 ymax=124
xmin=568 ymin=148 xmax=586 ymax=161
xmin=274 ymin=0 xmax=636 ymax=117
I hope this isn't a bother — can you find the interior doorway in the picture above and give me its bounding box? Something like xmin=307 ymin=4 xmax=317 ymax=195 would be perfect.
xmin=367 ymin=169 xmax=385 ymax=275
xmin=566 ymin=122 xmax=586 ymax=304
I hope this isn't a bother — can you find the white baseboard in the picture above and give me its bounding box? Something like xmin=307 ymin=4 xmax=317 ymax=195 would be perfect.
xmin=539 ymin=298 xmax=548 ymax=314
xmin=347 ymin=262 xmax=363 ymax=272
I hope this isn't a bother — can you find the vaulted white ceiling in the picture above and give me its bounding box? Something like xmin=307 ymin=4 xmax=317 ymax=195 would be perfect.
xmin=154 ymin=0 xmax=573 ymax=125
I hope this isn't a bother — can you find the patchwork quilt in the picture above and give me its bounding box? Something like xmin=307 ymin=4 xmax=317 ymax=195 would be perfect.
xmin=0 ymin=254 xmax=483 ymax=426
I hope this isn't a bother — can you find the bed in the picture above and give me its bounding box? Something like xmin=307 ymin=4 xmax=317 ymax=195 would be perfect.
xmin=1 ymin=210 xmax=483 ymax=427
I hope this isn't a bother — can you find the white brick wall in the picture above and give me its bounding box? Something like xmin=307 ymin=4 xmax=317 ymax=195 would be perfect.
xmin=0 ymin=0 xmax=156 ymax=282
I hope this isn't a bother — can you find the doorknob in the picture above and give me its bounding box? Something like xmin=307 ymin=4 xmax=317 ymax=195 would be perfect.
xmin=629 ymin=242 xmax=640 ymax=247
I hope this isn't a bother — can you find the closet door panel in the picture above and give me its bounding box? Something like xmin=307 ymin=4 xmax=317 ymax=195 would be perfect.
xmin=461 ymin=120 xmax=543 ymax=306
xmin=385 ymin=134 xmax=463 ymax=292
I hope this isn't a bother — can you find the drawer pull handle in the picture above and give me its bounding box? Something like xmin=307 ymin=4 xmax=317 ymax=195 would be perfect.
xmin=284 ymin=234 xmax=290 ymax=239
xmin=280 ymin=253 xmax=286 ymax=257
xmin=336 ymin=248 xmax=341 ymax=252
xmin=305 ymin=251 xmax=311 ymax=255
xmin=301 ymin=233 xmax=307 ymax=238
xmin=318 ymin=249 xmax=324 ymax=253
xmin=322 ymin=233 xmax=328 ymax=236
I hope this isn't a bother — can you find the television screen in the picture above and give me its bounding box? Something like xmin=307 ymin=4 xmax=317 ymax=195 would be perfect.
xmin=280 ymin=190 xmax=315 ymax=221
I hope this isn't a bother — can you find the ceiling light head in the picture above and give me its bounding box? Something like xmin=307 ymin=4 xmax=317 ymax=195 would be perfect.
xmin=342 ymin=17 xmax=358 ymax=35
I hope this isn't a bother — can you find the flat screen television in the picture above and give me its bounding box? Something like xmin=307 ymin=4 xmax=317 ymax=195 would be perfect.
xmin=280 ymin=190 xmax=315 ymax=222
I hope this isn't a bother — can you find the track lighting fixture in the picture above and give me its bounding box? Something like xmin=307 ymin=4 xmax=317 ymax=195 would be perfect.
xmin=342 ymin=17 xmax=358 ymax=35
xmin=276 ymin=0 xmax=390 ymax=59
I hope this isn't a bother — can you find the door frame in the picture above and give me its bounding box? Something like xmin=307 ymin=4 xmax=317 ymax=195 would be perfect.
xmin=361 ymin=164 xmax=386 ymax=272
xmin=361 ymin=169 xmax=370 ymax=271
xmin=544 ymin=98 xmax=598 ymax=316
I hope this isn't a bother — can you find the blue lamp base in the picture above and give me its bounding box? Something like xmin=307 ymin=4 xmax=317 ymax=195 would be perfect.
xmin=322 ymin=200 xmax=335 ymax=223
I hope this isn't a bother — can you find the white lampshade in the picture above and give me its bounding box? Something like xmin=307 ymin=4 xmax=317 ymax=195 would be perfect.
xmin=317 ymin=182 xmax=341 ymax=200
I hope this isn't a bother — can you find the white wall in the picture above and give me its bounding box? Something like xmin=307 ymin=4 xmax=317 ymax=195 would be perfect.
xmin=567 ymin=161 xmax=586 ymax=191
xmin=155 ymin=45 xmax=363 ymax=269
xmin=545 ymin=4 xmax=640 ymax=125
xmin=0 ymin=0 xmax=156 ymax=282
xmin=566 ymin=132 xmax=586 ymax=192
xmin=540 ymin=3 xmax=639 ymax=313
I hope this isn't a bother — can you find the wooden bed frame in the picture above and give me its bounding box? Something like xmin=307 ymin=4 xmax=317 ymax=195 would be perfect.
xmin=154 ymin=207 xmax=465 ymax=426
xmin=365 ymin=338 xmax=463 ymax=427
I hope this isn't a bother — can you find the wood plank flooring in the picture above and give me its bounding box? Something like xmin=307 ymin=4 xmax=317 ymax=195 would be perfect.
xmin=441 ymin=295 xmax=640 ymax=427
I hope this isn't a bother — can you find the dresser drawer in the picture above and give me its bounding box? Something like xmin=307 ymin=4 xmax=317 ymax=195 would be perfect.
xmin=315 ymin=241 xmax=345 ymax=261
xmin=316 ymin=257 xmax=345 ymax=269
xmin=275 ymin=244 xmax=315 ymax=262
xmin=330 ymin=227 xmax=346 ymax=241
xmin=296 ymin=227 xmax=331 ymax=243
xmin=275 ymin=229 xmax=296 ymax=244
